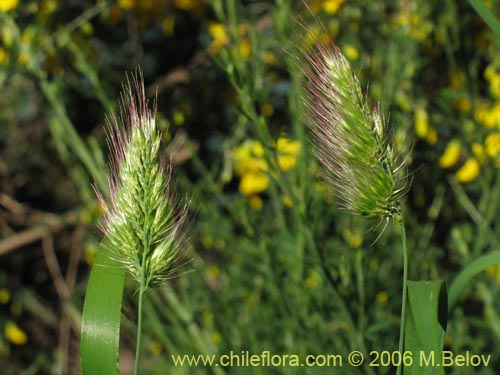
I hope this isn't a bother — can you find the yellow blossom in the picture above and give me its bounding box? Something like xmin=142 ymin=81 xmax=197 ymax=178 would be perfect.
xmin=414 ymin=105 xmax=429 ymax=139
xmin=475 ymin=102 xmax=500 ymax=129
xmin=449 ymin=69 xmax=465 ymax=91
xmin=277 ymin=155 xmax=297 ymax=171
xmin=342 ymin=228 xmax=363 ymax=248
xmin=0 ymin=47 xmax=8 ymax=65
xmin=263 ymin=51 xmax=277 ymax=65
xmin=17 ymin=52 xmax=28 ymax=65
xmin=472 ymin=143 xmax=487 ymax=164
xmin=118 ymin=0 xmax=134 ymax=10
xmin=239 ymin=38 xmax=251 ymax=60
xmin=282 ymin=196 xmax=292 ymax=208
xmin=162 ymin=17 xmax=175 ymax=36
xmin=4 ymin=322 xmax=27 ymax=345
xmin=439 ymin=140 xmax=461 ymax=168
xmin=248 ymin=195 xmax=263 ymax=210
xmin=173 ymin=0 xmax=194 ymax=11
xmin=260 ymin=103 xmax=274 ymax=117
xmin=343 ymin=44 xmax=359 ymax=61
xmin=276 ymin=137 xmax=300 ymax=171
xmin=485 ymin=133 xmax=500 ymax=158
xmin=485 ymin=65 xmax=496 ymax=81
xmin=395 ymin=90 xmax=411 ymax=112
xmin=0 ymin=0 xmax=18 ymax=12
xmin=205 ymin=264 xmax=219 ymax=283
xmin=0 ymin=289 xmax=10 ymax=304
xmin=456 ymin=157 xmax=480 ymax=183
xmin=454 ymin=98 xmax=471 ymax=113
xmin=239 ymin=172 xmax=269 ymax=196
xmin=321 ymin=0 xmax=345 ymax=15
xmin=426 ymin=127 xmax=438 ymax=145
xmin=485 ymin=64 xmax=500 ymax=98
xmin=208 ymin=22 xmax=228 ymax=53
xmin=232 ymin=140 xmax=267 ymax=176
xmin=489 ymin=74 xmax=500 ymax=99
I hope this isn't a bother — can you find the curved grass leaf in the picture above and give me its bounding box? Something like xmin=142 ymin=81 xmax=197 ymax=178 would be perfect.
xmin=404 ymin=280 xmax=447 ymax=375
xmin=448 ymin=250 xmax=500 ymax=312
xmin=81 ymin=251 xmax=125 ymax=375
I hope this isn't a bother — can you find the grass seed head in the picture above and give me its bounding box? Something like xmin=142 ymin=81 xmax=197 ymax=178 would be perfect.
xmin=299 ymin=41 xmax=408 ymax=220
xmin=96 ymin=70 xmax=189 ymax=288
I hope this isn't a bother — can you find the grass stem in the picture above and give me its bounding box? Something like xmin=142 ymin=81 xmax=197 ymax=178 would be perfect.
xmin=134 ymin=275 xmax=146 ymax=375
xmin=397 ymin=217 xmax=408 ymax=375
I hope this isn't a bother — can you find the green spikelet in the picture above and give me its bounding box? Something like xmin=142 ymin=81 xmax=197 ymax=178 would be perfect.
xmin=97 ymin=72 xmax=189 ymax=288
xmin=300 ymin=42 xmax=408 ymax=220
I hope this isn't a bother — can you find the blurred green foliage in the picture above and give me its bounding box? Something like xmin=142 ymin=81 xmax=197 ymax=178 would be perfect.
xmin=1 ymin=0 xmax=500 ymax=374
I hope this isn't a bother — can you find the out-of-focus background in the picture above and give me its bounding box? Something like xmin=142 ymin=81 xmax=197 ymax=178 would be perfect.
xmin=1 ymin=0 xmax=500 ymax=374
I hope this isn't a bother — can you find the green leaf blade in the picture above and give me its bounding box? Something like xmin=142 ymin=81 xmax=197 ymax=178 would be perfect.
xmin=81 ymin=252 xmax=125 ymax=375
xmin=404 ymin=280 xmax=447 ymax=375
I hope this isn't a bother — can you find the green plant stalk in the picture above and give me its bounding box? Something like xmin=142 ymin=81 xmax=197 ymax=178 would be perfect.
xmin=134 ymin=276 xmax=146 ymax=375
xmin=397 ymin=217 xmax=408 ymax=375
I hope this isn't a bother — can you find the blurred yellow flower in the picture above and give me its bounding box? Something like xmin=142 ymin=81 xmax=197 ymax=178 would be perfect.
xmin=343 ymin=44 xmax=359 ymax=61
xmin=162 ymin=17 xmax=175 ymax=36
xmin=248 ymin=195 xmax=263 ymax=210
xmin=239 ymin=172 xmax=269 ymax=196
xmin=475 ymin=101 xmax=500 ymax=129
xmin=263 ymin=51 xmax=277 ymax=66
xmin=17 ymin=52 xmax=28 ymax=65
xmin=439 ymin=140 xmax=461 ymax=168
xmin=449 ymin=69 xmax=465 ymax=91
xmin=426 ymin=127 xmax=438 ymax=145
xmin=118 ymin=0 xmax=134 ymax=10
xmin=393 ymin=7 xmax=433 ymax=41
xmin=239 ymin=38 xmax=251 ymax=59
xmin=232 ymin=140 xmax=267 ymax=176
xmin=260 ymin=103 xmax=274 ymax=117
xmin=414 ymin=105 xmax=429 ymax=139
xmin=233 ymin=137 xmax=299 ymax=196
xmin=208 ymin=22 xmax=228 ymax=53
xmin=206 ymin=264 xmax=219 ymax=281
xmin=276 ymin=137 xmax=301 ymax=171
xmin=4 ymin=322 xmax=27 ymax=345
xmin=342 ymin=228 xmax=363 ymax=248
xmin=395 ymin=90 xmax=411 ymax=112
xmin=456 ymin=157 xmax=480 ymax=183
xmin=0 ymin=47 xmax=8 ymax=65
xmin=472 ymin=143 xmax=487 ymax=164
xmin=0 ymin=288 xmax=10 ymax=304
xmin=282 ymin=196 xmax=292 ymax=208
xmin=0 ymin=0 xmax=18 ymax=11
xmin=454 ymin=98 xmax=471 ymax=113
xmin=173 ymin=0 xmax=194 ymax=11
xmin=485 ymin=133 xmax=500 ymax=158
xmin=321 ymin=0 xmax=345 ymax=15
xmin=485 ymin=65 xmax=500 ymax=98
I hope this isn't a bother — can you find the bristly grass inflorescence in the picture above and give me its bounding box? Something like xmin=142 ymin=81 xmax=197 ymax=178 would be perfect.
xmin=96 ymin=71 xmax=189 ymax=289
xmin=299 ymin=40 xmax=409 ymax=224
